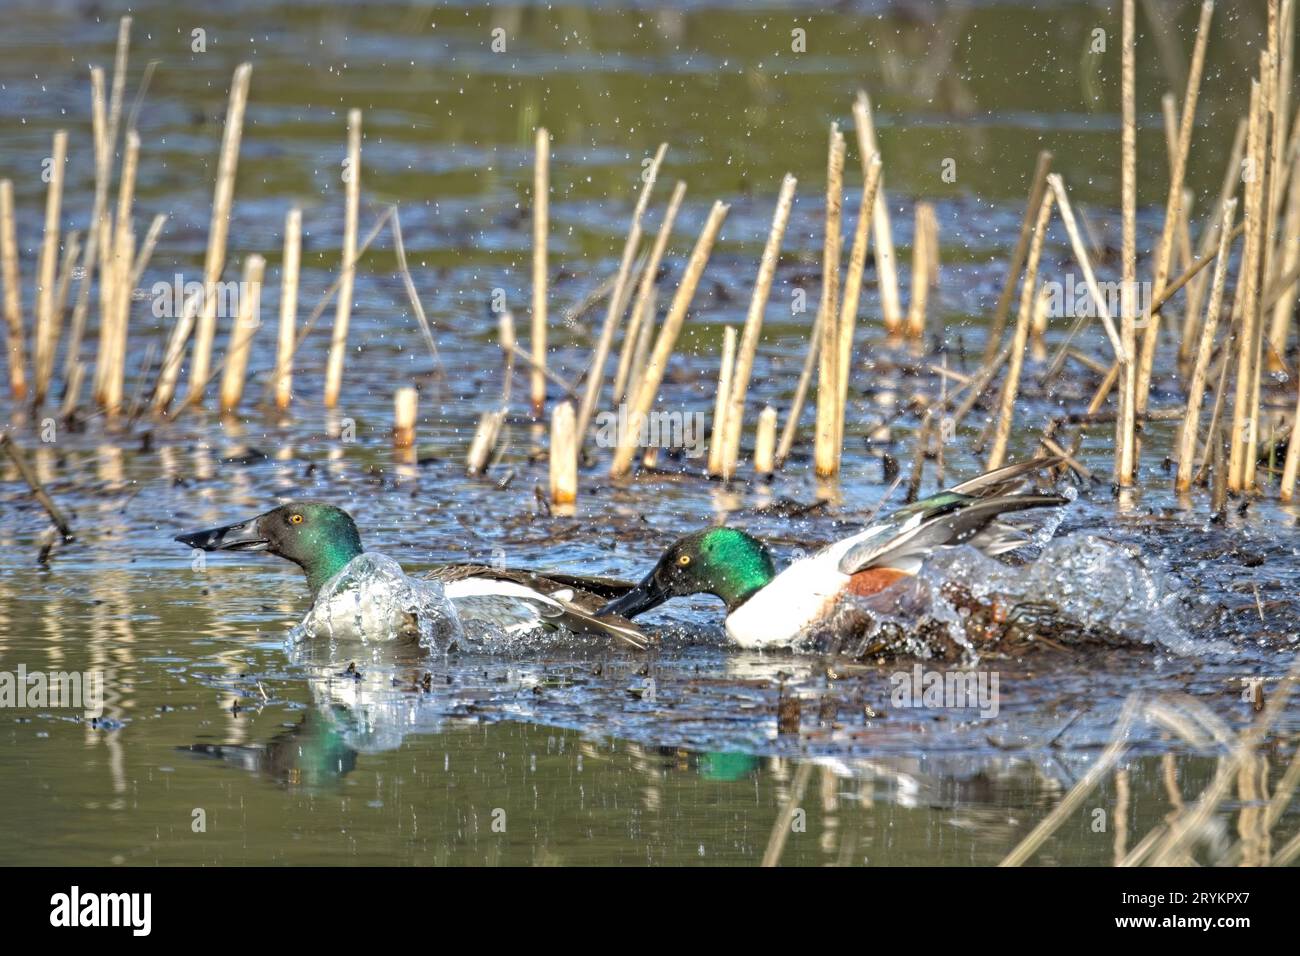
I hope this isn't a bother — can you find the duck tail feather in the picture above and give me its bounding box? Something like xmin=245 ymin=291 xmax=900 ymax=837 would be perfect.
xmin=551 ymin=603 xmax=651 ymax=650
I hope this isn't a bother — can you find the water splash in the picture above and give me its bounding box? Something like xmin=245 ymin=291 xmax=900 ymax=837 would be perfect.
xmin=290 ymin=553 xmax=463 ymax=647
xmin=835 ymin=534 xmax=1220 ymax=661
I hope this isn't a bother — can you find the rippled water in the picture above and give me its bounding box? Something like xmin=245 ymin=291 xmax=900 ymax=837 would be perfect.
xmin=1 ymin=0 xmax=1298 ymax=866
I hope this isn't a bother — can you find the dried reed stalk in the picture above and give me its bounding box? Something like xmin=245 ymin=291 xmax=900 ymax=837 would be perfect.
xmin=1135 ymin=0 xmax=1214 ymax=418
xmin=717 ymin=174 xmax=796 ymax=480
xmin=218 ymin=254 xmax=264 ymax=414
xmin=1229 ymin=81 xmax=1266 ymax=492
xmin=834 ymin=156 xmax=882 ymax=456
xmin=852 ymin=92 xmax=901 ymax=334
xmin=97 ymin=128 xmax=138 ymax=407
xmin=466 ymin=410 xmax=505 ymax=476
xmin=323 ymin=108 xmax=362 ymax=409
xmin=753 ymin=405 xmax=777 ymax=477
xmin=611 ymin=201 xmax=729 ymax=478
xmin=274 ymin=207 xmax=301 ymax=410
xmin=987 ymin=188 xmax=1054 ymax=470
xmin=393 ymin=386 xmax=418 ymax=449
xmin=1181 ymin=118 xmax=1247 ymax=366
xmin=0 ymin=180 xmax=25 ymax=399
xmin=614 ymin=181 xmax=686 ymax=405
xmin=33 ymin=129 xmax=68 ymax=405
xmin=1117 ymin=0 xmax=1138 ymax=486
xmin=906 ymin=202 xmax=935 ymax=340
xmin=813 ymin=125 xmax=846 ymax=478
xmin=983 ymin=151 xmax=1053 ymax=362
xmin=575 ymin=143 xmax=666 ymax=444
xmin=707 ymin=326 xmax=738 ymax=475
xmin=550 ymin=401 xmax=577 ymax=504
xmin=100 ymin=229 xmax=133 ymax=416
xmin=69 ymin=67 xmax=110 ymax=389
xmin=530 ymin=127 xmax=549 ymax=417
xmin=1176 ymin=198 xmax=1237 ymax=493
xmin=157 ymin=62 xmax=252 ymax=412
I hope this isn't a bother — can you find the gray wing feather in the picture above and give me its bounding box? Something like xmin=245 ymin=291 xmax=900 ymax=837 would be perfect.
xmin=838 ymin=494 xmax=1066 ymax=575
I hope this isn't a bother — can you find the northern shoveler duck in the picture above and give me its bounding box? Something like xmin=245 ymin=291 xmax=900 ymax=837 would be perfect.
xmin=175 ymin=502 xmax=648 ymax=649
xmin=598 ymin=459 xmax=1069 ymax=649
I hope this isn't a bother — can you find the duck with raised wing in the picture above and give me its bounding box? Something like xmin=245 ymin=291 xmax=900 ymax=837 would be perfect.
xmin=598 ymin=459 xmax=1069 ymax=649
xmin=175 ymin=502 xmax=648 ymax=649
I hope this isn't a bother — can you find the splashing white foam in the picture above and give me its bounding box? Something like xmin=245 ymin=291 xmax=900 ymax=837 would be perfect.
xmin=290 ymin=553 xmax=464 ymax=646
xmin=837 ymin=534 xmax=1221 ymax=660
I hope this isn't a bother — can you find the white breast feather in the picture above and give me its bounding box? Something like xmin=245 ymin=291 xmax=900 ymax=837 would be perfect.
xmin=725 ymin=550 xmax=849 ymax=648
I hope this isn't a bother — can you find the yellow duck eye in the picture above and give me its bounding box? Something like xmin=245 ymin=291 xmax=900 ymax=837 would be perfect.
xmin=677 ymin=554 xmax=692 ymax=567
xmin=289 ymin=514 xmax=304 ymax=525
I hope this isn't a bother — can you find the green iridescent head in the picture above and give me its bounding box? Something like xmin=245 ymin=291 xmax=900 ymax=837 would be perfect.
xmin=176 ymin=501 xmax=364 ymax=595
xmin=598 ymin=527 xmax=776 ymax=618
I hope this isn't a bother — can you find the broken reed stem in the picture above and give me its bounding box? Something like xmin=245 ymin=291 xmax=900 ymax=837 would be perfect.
xmin=575 ymin=143 xmax=666 ymax=445
xmin=906 ymin=202 xmax=935 ymax=340
xmin=549 ymin=400 xmax=578 ymax=505
xmin=393 ymin=386 xmax=417 ymax=448
xmin=274 ymin=206 xmax=301 ymax=411
xmin=753 ymin=405 xmax=777 ymax=477
xmin=1118 ymin=0 xmax=1138 ymax=487
xmin=323 ymin=107 xmax=362 ymax=409
xmin=0 ymin=180 xmax=25 ymax=399
xmin=1135 ymin=0 xmax=1214 ymax=418
xmin=33 ymin=129 xmax=68 ymax=405
xmin=466 ymin=410 xmax=504 ymax=476
xmin=718 ymin=173 xmax=796 ymax=481
xmin=988 ymin=187 xmax=1054 ymax=470
xmin=611 ymin=200 xmax=729 ymax=478
xmin=0 ymin=434 xmax=74 ymax=540
xmin=498 ymin=310 xmax=516 ymax=407
xmin=156 ymin=62 xmax=251 ymax=413
xmin=530 ymin=126 xmax=549 ymax=418
xmin=59 ymin=362 xmax=84 ymax=420
xmin=984 ymin=150 xmax=1053 ymax=362
xmin=1177 ymin=198 xmax=1237 ymax=494
xmin=853 ymin=91 xmax=901 ymax=334
xmin=707 ymin=326 xmax=737 ymax=475
xmin=614 ymin=180 xmax=686 ymax=405
xmin=1230 ymin=81 xmax=1266 ymax=493
xmin=813 ymin=124 xmax=846 ymax=479
xmin=218 ymin=254 xmax=265 ymax=414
